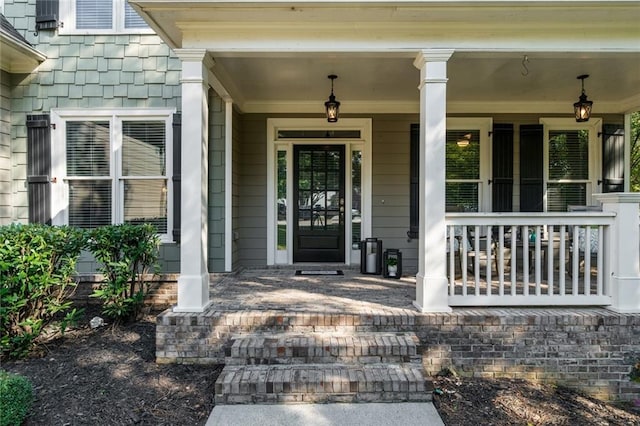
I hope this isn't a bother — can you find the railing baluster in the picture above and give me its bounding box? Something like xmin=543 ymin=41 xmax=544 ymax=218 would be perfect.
xmin=523 ymin=225 xmax=529 ymax=295
xmin=486 ymin=225 xmax=492 ymax=295
xmin=498 ymin=225 xmax=504 ymax=296
xmin=535 ymin=225 xmax=542 ymax=295
xmin=510 ymin=225 xmax=517 ymax=295
xmin=572 ymin=225 xmax=579 ymax=295
xmin=473 ymin=225 xmax=480 ymax=296
xmin=547 ymin=226 xmax=554 ymax=295
xmin=559 ymin=225 xmax=566 ymax=295
xmin=584 ymin=226 xmax=591 ymax=295
xmin=461 ymin=225 xmax=468 ymax=292
xmin=597 ymin=225 xmax=603 ymax=296
xmin=448 ymin=226 xmax=455 ymax=295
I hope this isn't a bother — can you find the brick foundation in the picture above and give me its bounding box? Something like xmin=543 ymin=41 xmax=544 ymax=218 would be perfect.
xmin=72 ymin=274 xmax=178 ymax=309
xmin=156 ymin=308 xmax=640 ymax=402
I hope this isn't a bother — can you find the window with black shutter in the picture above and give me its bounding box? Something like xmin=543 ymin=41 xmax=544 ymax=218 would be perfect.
xmin=35 ymin=0 xmax=59 ymax=33
xmin=602 ymin=124 xmax=625 ymax=193
xmin=26 ymin=114 xmax=52 ymax=224
xmin=408 ymin=124 xmax=419 ymax=239
xmin=492 ymin=124 xmax=514 ymax=212
xmin=172 ymin=113 xmax=181 ymax=243
xmin=519 ymin=124 xmax=544 ymax=212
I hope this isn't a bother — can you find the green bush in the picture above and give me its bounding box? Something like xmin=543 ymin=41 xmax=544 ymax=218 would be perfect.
xmin=0 ymin=224 xmax=85 ymax=359
xmin=0 ymin=371 xmax=33 ymax=426
xmin=631 ymin=360 xmax=640 ymax=383
xmin=87 ymin=224 xmax=160 ymax=322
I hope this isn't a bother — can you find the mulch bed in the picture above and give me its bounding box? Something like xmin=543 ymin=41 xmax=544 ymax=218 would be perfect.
xmin=3 ymin=309 xmax=639 ymax=425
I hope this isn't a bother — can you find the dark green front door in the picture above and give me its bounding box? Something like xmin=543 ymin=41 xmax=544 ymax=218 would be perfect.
xmin=293 ymin=145 xmax=345 ymax=262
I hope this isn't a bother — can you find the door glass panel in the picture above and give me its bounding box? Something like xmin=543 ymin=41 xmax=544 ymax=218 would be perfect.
xmin=352 ymin=150 xmax=362 ymax=249
xmin=277 ymin=150 xmax=287 ymax=249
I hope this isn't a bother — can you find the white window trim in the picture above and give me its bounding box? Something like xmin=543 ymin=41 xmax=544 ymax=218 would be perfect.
xmin=447 ymin=117 xmax=493 ymax=212
xmin=50 ymin=108 xmax=175 ymax=242
xmin=59 ymin=0 xmax=155 ymax=35
xmin=266 ymin=118 xmax=372 ymax=266
xmin=540 ymin=117 xmax=602 ymax=211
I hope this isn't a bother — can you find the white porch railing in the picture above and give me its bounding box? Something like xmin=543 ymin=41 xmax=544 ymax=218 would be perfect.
xmin=445 ymin=212 xmax=616 ymax=306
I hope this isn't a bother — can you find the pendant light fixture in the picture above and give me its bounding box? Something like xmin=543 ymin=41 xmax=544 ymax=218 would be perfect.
xmin=573 ymin=74 xmax=593 ymax=122
xmin=324 ymin=74 xmax=340 ymax=123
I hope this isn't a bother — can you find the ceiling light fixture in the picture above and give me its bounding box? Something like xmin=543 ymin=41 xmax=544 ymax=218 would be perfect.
xmin=324 ymin=74 xmax=340 ymax=123
xmin=456 ymin=133 xmax=472 ymax=147
xmin=573 ymin=74 xmax=593 ymax=122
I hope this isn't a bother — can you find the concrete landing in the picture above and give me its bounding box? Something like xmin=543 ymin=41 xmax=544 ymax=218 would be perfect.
xmin=206 ymin=402 xmax=445 ymax=426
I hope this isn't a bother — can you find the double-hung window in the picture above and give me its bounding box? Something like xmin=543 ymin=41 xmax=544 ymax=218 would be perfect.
xmin=445 ymin=118 xmax=491 ymax=212
xmin=60 ymin=0 xmax=152 ymax=34
xmin=51 ymin=110 xmax=174 ymax=240
xmin=541 ymin=118 xmax=601 ymax=212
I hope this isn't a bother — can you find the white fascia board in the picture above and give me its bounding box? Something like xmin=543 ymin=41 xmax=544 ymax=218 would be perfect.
xmin=0 ymin=34 xmax=46 ymax=73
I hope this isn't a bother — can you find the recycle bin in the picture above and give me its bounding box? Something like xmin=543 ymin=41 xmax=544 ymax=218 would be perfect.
xmin=360 ymin=238 xmax=382 ymax=275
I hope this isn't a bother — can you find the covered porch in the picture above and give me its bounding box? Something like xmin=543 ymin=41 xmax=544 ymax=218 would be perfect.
xmin=130 ymin=1 xmax=640 ymax=313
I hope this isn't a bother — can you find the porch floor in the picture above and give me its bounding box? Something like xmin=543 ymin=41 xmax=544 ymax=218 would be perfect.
xmin=208 ymin=266 xmax=417 ymax=315
xmin=206 ymin=266 xmax=602 ymax=313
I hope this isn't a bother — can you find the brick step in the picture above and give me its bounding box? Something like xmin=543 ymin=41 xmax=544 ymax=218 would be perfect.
xmin=214 ymin=363 xmax=433 ymax=405
xmin=225 ymin=332 xmax=421 ymax=365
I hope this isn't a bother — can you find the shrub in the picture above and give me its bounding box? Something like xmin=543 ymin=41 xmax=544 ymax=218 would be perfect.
xmin=0 ymin=224 xmax=85 ymax=359
xmin=0 ymin=371 xmax=33 ymax=426
xmin=86 ymin=224 xmax=160 ymax=322
xmin=631 ymin=360 xmax=640 ymax=383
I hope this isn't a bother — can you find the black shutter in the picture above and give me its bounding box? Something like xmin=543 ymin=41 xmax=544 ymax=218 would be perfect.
xmin=172 ymin=113 xmax=181 ymax=243
xmin=408 ymin=124 xmax=419 ymax=239
xmin=35 ymin=0 xmax=59 ymax=33
xmin=519 ymin=124 xmax=544 ymax=212
xmin=492 ymin=124 xmax=514 ymax=212
xmin=602 ymin=124 xmax=625 ymax=193
xmin=26 ymin=114 xmax=51 ymax=224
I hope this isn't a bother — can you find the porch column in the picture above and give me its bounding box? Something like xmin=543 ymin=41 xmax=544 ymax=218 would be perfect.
xmin=174 ymin=49 xmax=211 ymax=312
xmin=594 ymin=193 xmax=640 ymax=313
xmin=412 ymin=50 xmax=454 ymax=313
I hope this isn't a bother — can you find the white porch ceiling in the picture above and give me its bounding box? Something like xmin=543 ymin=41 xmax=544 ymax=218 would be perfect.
xmin=210 ymin=52 xmax=640 ymax=114
xmin=131 ymin=1 xmax=640 ymax=115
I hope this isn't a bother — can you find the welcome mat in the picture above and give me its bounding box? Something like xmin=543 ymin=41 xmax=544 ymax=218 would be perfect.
xmin=295 ymin=270 xmax=344 ymax=276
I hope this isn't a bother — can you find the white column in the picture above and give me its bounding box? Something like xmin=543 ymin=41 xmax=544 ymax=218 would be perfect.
xmin=412 ymin=50 xmax=454 ymax=313
xmin=174 ymin=49 xmax=211 ymax=312
xmin=594 ymin=193 xmax=640 ymax=313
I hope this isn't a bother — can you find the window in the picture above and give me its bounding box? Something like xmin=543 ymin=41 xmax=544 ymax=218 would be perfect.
xmin=446 ymin=129 xmax=481 ymax=211
xmin=51 ymin=110 xmax=174 ymax=239
xmin=409 ymin=118 xmax=491 ymax=237
xmin=60 ymin=0 xmax=152 ymax=34
xmin=541 ymin=118 xmax=601 ymax=212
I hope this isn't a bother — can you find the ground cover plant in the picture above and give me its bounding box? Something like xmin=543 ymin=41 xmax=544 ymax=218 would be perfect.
xmin=0 ymin=370 xmax=33 ymax=426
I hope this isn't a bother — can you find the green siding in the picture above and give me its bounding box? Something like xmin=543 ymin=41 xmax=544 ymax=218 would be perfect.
xmin=3 ymin=0 xmax=181 ymax=272
xmin=208 ymin=92 xmax=226 ymax=272
xmin=0 ymin=71 xmax=11 ymax=224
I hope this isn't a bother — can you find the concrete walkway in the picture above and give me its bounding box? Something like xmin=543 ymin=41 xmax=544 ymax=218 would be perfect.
xmin=206 ymin=402 xmax=445 ymax=426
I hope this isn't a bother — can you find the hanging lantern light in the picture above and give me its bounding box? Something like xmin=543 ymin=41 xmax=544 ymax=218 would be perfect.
xmin=324 ymin=74 xmax=340 ymax=123
xmin=573 ymin=74 xmax=593 ymax=122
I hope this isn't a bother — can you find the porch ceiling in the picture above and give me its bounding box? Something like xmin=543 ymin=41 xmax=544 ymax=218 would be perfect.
xmin=132 ymin=1 xmax=640 ymax=115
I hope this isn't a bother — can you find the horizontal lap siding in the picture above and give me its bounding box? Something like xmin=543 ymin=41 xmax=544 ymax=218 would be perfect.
xmin=0 ymin=71 xmax=11 ymax=224
xmin=237 ymin=114 xmax=268 ymax=266
xmin=372 ymin=115 xmax=416 ymax=273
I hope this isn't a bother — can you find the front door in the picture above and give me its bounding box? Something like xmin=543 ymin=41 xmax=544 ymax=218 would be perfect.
xmin=293 ymin=145 xmax=345 ymax=262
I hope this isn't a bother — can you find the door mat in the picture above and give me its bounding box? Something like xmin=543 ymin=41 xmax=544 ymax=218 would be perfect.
xmin=295 ymin=270 xmax=344 ymax=276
